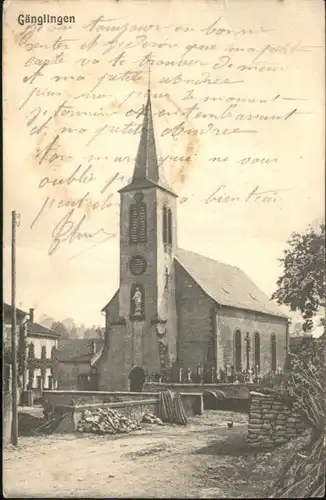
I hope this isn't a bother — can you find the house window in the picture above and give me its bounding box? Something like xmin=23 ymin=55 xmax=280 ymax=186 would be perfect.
xmin=254 ymin=332 xmax=260 ymax=371
xmin=48 ymin=376 xmax=53 ymax=390
xmin=234 ymin=329 xmax=242 ymax=372
xmin=129 ymin=193 xmax=147 ymax=244
xmin=271 ymin=333 xmax=277 ymax=372
xmin=36 ymin=376 xmax=42 ymax=390
xmin=163 ymin=206 xmax=172 ymax=246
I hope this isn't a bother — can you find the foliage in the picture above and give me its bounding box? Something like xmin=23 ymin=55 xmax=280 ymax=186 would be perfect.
xmin=83 ymin=326 xmax=105 ymax=339
xmin=4 ymin=344 xmax=12 ymax=365
xmin=268 ymin=335 xmax=325 ymax=498
xmin=40 ymin=345 xmax=47 ymax=383
xmin=50 ymin=346 xmax=59 ymax=383
xmin=27 ymin=342 xmax=35 ymax=390
xmin=52 ymin=321 xmax=71 ymax=339
xmin=50 ymin=319 xmax=104 ymax=340
xmin=272 ymin=222 xmax=325 ymax=331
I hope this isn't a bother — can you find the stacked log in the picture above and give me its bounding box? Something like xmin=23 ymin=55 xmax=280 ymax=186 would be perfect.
xmin=247 ymin=391 xmax=306 ymax=449
xmin=77 ymin=408 xmax=142 ymax=435
xmin=158 ymin=390 xmax=188 ymax=425
xmin=141 ymin=413 xmax=164 ymax=425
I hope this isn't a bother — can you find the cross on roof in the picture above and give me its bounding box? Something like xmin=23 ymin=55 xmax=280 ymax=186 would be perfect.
xmin=147 ymin=56 xmax=153 ymax=93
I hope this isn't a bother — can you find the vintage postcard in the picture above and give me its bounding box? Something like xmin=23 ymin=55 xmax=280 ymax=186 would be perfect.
xmin=3 ymin=0 xmax=325 ymax=498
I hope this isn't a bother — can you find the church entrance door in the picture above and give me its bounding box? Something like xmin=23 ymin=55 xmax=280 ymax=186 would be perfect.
xmin=129 ymin=366 xmax=145 ymax=392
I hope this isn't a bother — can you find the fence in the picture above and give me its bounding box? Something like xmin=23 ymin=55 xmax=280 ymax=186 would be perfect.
xmin=146 ymin=363 xmax=282 ymax=385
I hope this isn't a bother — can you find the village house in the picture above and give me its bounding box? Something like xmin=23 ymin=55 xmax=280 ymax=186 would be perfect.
xmin=3 ymin=304 xmax=60 ymax=403
xmin=96 ymin=89 xmax=290 ymax=391
xmin=57 ymin=339 xmax=104 ymax=390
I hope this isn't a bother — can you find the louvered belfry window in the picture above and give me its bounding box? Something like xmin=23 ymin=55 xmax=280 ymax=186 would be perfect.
xmin=129 ymin=194 xmax=147 ymax=244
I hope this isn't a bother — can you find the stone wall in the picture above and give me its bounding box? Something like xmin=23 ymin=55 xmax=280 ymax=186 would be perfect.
xmin=247 ymin=391 xmax=306 ymax=449
xmin=53 ymin=400 xmax=159 ymax=434
xmin=43 ymin=390 xmax=156 ymax=407
xmin=218 ymin=308 xmax=288 ymax=376
xmin=43 ymin=390 xmax=203 ymax=417
xmin=143 ymin=382 xmax=256 ymax=400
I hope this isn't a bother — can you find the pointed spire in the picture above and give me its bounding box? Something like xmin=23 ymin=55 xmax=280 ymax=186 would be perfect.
xmin=119 ymin=59 xmax=176 ymax=196
xmin=132 ymin=89 xmax=160 ymax=184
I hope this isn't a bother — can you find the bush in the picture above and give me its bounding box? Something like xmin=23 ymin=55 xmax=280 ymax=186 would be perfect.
xmin=269 ymin=334 xmax=325 ymax=497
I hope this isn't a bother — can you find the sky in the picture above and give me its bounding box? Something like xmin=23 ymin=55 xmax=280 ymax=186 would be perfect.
xmin=3 ymin=0 xmax=325 ymax=326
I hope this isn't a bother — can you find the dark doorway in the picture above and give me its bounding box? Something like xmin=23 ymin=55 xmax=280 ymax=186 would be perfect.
xmin=129 ymin=366 xmax=145 ymax=392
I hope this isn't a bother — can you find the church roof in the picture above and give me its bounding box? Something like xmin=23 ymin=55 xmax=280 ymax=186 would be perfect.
xmin=175 ymin=248 xmax=288 ymax=319
xmin=119 ymin=90 xmax=176 ymax=197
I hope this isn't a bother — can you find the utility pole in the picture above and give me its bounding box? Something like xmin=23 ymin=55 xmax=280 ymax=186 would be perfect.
xmin=11 ymin=211 xmax=20 ymax=446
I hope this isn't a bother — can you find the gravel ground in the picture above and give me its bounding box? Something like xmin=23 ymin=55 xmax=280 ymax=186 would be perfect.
xmin=4 ymin=410 xmax=275 ymax=498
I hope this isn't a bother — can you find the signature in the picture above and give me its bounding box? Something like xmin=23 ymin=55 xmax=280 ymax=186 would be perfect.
xmin=48 ymin=209 xmax=115 ymax=255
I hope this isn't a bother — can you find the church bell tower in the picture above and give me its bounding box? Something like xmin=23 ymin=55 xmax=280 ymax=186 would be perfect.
xmin=118 ymin=87 xmax=178 ymax=384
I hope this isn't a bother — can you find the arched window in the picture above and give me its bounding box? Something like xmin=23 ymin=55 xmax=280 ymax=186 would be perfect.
xmin=41 ymin=345 xmax=46 ymax=359
xmin=163 ymin=206 xmax=168 ymax=244
xmin=271 ymin=333 xmax=277 ymax=372
xmin=167 ymin=208 xmax=172 ymax=245
xmin=254 ymin=332 xmax=260 ymax=371
xmin=129 ymin=193 xmax=147 ymax=244
xmin=163 ymin=206 xmax=172 ymax=246
xmin=234 ymin=329 xmax=242 ymax=372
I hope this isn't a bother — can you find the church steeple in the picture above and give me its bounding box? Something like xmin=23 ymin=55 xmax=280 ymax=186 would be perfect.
xmin=132 ymin=89 xmax=160 ymax=184
xmin=119 ymin=83 xmax=176 ymax=196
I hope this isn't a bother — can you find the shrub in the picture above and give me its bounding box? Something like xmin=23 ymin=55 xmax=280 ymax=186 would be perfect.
xmin=269 ymin=334 xmax=325 ymax=497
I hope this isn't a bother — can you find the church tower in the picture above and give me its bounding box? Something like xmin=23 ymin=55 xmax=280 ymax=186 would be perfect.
xmin=116 ymin=88 xmax=178 ymax=388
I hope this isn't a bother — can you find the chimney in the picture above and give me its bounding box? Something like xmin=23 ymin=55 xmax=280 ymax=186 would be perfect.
xmin=29 ymin=308 xmax=34 ymax=324
xmin=92 ymin=340 xmax=96 ymax=354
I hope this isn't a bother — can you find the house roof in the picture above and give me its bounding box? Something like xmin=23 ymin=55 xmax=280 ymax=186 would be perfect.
xmin=3 ymin=303 xmax=28 ymax=319
xmin=57 ymin=339 xmax=104 ymax=363
xmin=27 ymin=322 xmax=59 ymax=338
xmin=175 ymin=248 xmax=288 ymax=319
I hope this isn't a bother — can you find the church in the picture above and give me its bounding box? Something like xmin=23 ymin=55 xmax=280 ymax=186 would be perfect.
xmin=97 ymin=89 xmax=289 ymax=391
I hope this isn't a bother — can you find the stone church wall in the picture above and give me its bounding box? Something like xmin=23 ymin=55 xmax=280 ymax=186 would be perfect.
xmin=174 ymin=260 xmax=287 ymax=376
xmin=175 ymin=262 xmax=214 ymax=371
xmin=105 ymin=291 xmax=119 ymax=324
xmin=98 ymin=323 xmax=128 ymax=391
xmin=218 ymin=307 xmax=287 ymax=376
xmin=247 ymin=391 xmax=306 ymax=449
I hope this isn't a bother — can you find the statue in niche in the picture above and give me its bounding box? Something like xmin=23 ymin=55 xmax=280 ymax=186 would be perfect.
xmin=131 ymin=286 xmax=143 ymax=316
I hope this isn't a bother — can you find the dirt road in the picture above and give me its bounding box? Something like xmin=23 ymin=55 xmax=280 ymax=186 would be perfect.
xmin=4 ymin=411 xmax=271 ymax=498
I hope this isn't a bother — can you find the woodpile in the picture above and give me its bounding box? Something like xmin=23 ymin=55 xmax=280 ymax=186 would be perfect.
xmin=77 ymin=408 xmax=142 ymax=435
xmin=158 ymin=391 xmax=188 ymax=425
xmin=141 ymin=413 xmax=164 ymax=425
xmin=247 ymin=391 xmax=306 ymax=449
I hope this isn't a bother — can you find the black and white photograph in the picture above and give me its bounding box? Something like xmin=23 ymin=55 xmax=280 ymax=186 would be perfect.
xmin=2 ymin=0 xmax=325 ymax=497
